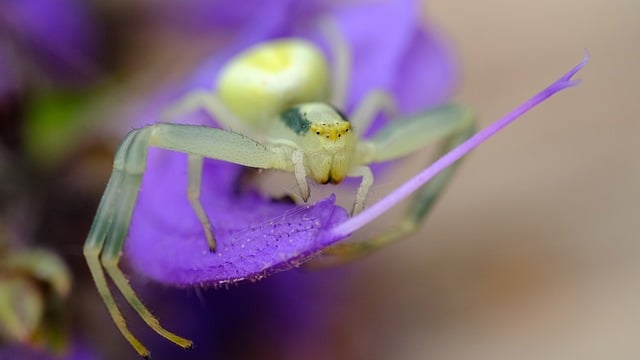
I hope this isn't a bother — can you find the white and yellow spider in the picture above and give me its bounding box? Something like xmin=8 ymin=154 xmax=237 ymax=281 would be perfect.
xmin=83 ymin=22 xmax=474 ymax=357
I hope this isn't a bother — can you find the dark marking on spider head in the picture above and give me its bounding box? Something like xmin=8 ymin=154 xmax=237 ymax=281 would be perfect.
xmin=280 ymin=107 xmax=311 ymax=135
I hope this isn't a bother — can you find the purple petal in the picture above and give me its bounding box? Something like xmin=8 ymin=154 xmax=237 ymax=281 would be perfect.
xmin=128 ymin=191 xmax=348 ymax=284
xmin=145 ymin=0 xmax=328 ymax=34
xmin=331 ymin=53 xmax=589 ymax=238
xmin=391 ymin=26 xmax=459 ymax=113
xmin=331 ymin=0 xmax=457 ymax=119
xmin=124 ymin=0 xmax=457 ymax=286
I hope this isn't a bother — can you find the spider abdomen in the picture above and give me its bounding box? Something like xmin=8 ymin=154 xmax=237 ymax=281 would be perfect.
xmin=217 ymin=40 xmax=330 ymax=130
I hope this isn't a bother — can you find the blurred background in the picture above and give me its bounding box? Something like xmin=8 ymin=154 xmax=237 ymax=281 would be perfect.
xmin=356 ymin=1 xmax=639 ymax=359
xmin=0 ymin=0 xmax=638 ymax=359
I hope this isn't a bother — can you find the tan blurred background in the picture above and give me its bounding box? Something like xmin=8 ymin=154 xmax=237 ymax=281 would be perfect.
xmin=344 ymin=1 xmax=640 ymax=359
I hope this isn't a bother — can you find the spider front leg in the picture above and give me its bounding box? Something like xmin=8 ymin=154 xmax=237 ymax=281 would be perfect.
xmin=341 ymin=89 xmax=395 ymax=216
xmin=323 ymin=104 xmax=476 ymax=262
xmin=292 ymin=149 xmax=310 ymax=202
xmin=83 ymin=130 xmax=191 ymax=358
xmin=348 ymin=165 xmax=374 ymax=215
xmin=84 ymin=124 xmax=289 ymax=356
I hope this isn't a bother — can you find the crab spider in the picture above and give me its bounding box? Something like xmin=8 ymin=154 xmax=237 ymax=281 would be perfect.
xmin=83 ymin=22 xmax=475 ymax=358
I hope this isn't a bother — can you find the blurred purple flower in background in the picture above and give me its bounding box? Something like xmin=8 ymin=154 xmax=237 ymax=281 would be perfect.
xmin=0 ymin=0 xmax=100 ymax=97
xmin=0 ymin=1 xmax=103 ymax=358
xmin=124 ymin=0 xmax=458 ymax=286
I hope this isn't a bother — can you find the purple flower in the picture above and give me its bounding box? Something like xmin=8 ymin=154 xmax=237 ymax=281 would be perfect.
xmin=0 ymin=0 xmax=100 ymax=95
xmin=124 ymin=0 xmax=456 ymax=286
xmin=121 ymin=0 xmax=587 ymax=288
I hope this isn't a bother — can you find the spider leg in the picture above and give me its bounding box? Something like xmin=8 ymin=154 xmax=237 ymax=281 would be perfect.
xmin=292 ymin=150 xmax=310 ymax=202
xmin=83 ymin=169 xmax=149 ymax=357
xmin=349 ymin=89 xmax=396 ymax=135
xmin=162 ymin=89 xmax=251 ymax=133
xmin=348 ymin=165 xmax=374 ymax=215
xmin=319 ymin=17 xmax=350 ymax=109
xmin=323 ymin=104 xmax=475 ymax=262
xmin=84 ymin=124 xmax=290 ymax=356
xmin=83 ymin=130 xmax=190 ymax=358
xmin=187 ymin=154 xmax=216 ymax=251
xmin=320 ymin=18 xmax=395 ymax=132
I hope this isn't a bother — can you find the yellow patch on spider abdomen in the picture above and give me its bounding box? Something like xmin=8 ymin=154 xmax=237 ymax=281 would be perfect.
xmin=217 ymin=39 xmax=330 ymax=129
xmin=243 ymin=42 xmax=293 ymax=73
